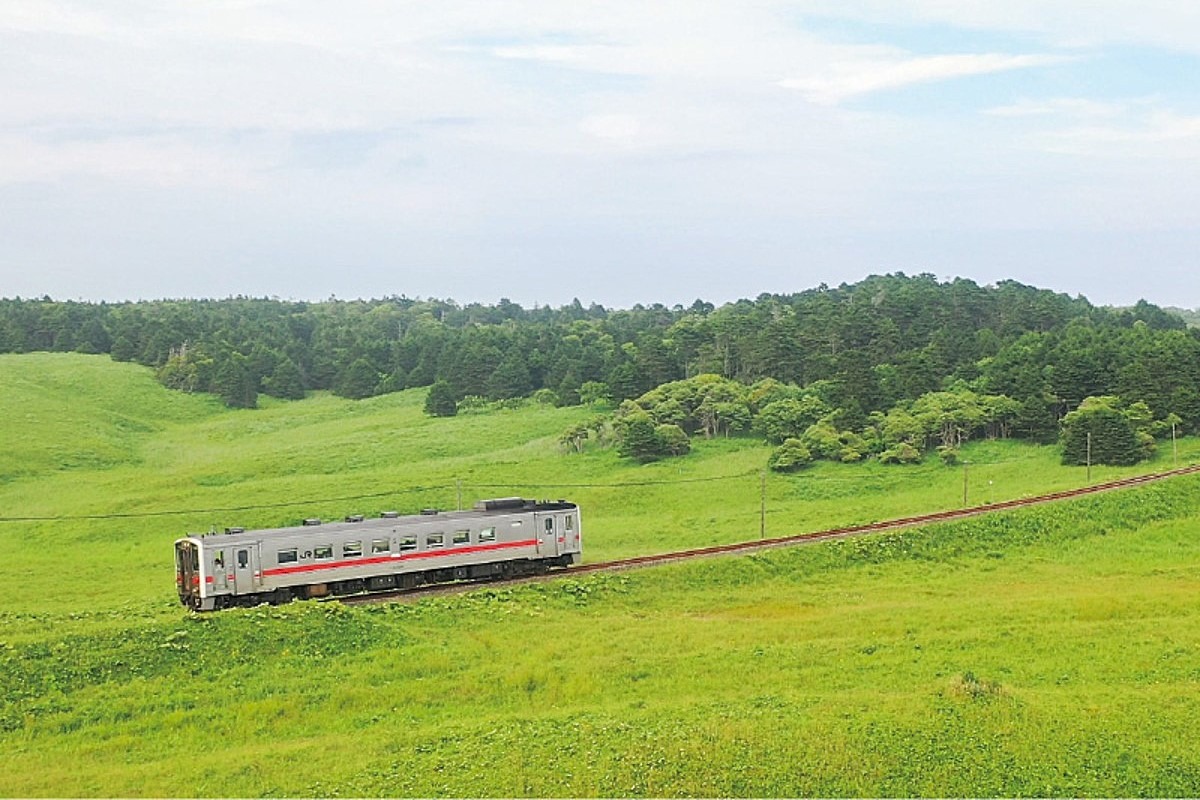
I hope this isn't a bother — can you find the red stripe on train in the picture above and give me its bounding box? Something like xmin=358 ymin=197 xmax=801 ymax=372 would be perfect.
xmin=261 ymin=538 xmax=541 ymax=577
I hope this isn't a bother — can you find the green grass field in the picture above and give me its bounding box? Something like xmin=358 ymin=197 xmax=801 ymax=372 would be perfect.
xmin=2 ymin=353 xmax=1199 ymax=796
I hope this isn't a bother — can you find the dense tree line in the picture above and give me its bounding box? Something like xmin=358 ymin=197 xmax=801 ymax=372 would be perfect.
xmin=2 ymin=276 xmax=1197 ymax=459
xmin=584 ymin=372 xmax=1182 ymax=469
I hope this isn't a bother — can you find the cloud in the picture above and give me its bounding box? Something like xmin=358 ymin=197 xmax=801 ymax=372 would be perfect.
xmin=1044 ymin=111 xmax=1200 ymax=156
xmin=579 ymin=113 xmax=641 ymax=141
xmin=794 ymin=1 xmax=1200 ymax=55
xmin=3 ymin=2 xmax=1199 ymax=307
xmin=488 ymin=43 xmax=614 ymax=65
xmin=981 ymin=96 xmax=1200 ymax=159
xmin=984 ymin=97 xmax=1127 ymax=119
xmin=0 ymin=129 xmax=263 ymax=188
xmin=779 ymin=52 xmax=1075 ymax=105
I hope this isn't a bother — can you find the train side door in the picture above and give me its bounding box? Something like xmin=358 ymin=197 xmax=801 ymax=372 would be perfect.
xmin=212 ymin=549 xmax=228 ymax=590
xmin=565 ymin=512 xmax=579 ymax=553
xmin=540 ymin=515 xmax=559 ymax=556
xmin=233 ymin=545 xmax=261 ymax=594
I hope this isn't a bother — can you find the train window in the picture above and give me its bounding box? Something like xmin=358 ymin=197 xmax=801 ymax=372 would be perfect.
xmin=565 ymin=515 xmax=574 ymax=532
xmin=371 ymin=539 xmax=390 ymax=554
xmin=544 ymin=518 xmax=554 ymax=533
xmin=426 ymin=532 xmax=444 ymax=549
xmin=314 ymin=545 xmax=333 ymax=560
xmin=398 ymin=535 xmax=417 ymax=551
xmin=343 ymin=541 xmax=363 ymax=558
xmin=452 ymin=529 xmax=470 ymax=545
xmin=213 ymin=550 xmax=225 ymax=569
xmin=277 ymin=549 xmax=298 ymax=564
xmin=479 ymin=527 xmax=496 ymax=543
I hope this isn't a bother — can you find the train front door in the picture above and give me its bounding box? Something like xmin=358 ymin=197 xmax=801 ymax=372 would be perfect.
xmin=233 ymin=546 xmax=261 ymax=594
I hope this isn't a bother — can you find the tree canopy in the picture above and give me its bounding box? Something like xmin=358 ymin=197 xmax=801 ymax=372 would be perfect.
xmin=0 ymin=276 xmax=1195 ymax=447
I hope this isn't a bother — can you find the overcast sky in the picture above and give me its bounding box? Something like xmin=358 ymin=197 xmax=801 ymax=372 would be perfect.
xmin=2 ymin=1 xmax=1198 ymax=309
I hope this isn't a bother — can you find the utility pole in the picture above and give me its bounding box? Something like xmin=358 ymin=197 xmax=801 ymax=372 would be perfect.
xmin=962 ymin=461 xmax=969 ymax=507
xmin=760 ymin=470 xmax=766 ymax=540
xmin=456 ymin=478 xmax=462 ymax=511
xmin=1173 ymin=421 xmax=1178 ymax=466
xmin=1086 ymin=431 xmax=1092 ymax=483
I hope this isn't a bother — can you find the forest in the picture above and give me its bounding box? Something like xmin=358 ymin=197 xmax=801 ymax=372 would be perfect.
xmin=2 ymin=273 xmax=1197 ymax=467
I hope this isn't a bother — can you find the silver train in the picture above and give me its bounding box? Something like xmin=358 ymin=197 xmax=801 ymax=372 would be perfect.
xmin=174 ymin=498 xmax=582 ymax=611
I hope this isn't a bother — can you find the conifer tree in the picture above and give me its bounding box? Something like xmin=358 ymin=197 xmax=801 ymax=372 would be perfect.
xmin=424 ymin=380 xmax=458 ymax=417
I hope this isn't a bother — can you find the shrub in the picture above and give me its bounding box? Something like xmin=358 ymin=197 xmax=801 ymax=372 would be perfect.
xmin=949 ymin=671 xmax=1006 ymax=701
xmin=879 ymin=442 xmax=921 ymax=464
xmin=531 ymin=388 xmax=559 ymax=406
xmin=655 ymin=424 xmax=691 ymax=457
xmin=616 ymin=411 xmax=662 ymax=461
xmin=755 ymin=397 xmax=830 ymax=444
xmin=578 ymin=381 xmax=611 ymax=406
xmin=456 ymin=394 xmax=489 ymax=413
xmin=768 ymin=438 xmax=812 ymax=472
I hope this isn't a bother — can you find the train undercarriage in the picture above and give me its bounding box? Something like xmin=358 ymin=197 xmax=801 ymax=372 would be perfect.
xmin=184 ymin=554 xmax=575 ymax=611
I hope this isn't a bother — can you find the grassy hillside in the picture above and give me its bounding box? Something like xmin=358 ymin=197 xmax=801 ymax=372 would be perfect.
xmin=0 ymin=353 xmax=225 ymax=482
xmin=2 ymin=353 xmax=1199 ymax=796
xmin=3 ymin=476 xmax=1199 ymax=796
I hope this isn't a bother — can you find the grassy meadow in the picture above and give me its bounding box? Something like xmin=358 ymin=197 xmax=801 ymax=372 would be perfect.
xmin=2 ymin=352 xmax=1200 ymax=796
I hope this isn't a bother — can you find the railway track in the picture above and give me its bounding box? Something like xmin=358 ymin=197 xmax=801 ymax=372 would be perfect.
xmin=340 ymin=462 xmax=1200 ymax=607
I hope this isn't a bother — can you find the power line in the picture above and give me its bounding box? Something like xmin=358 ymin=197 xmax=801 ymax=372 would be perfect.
xmin=0 ymin=471 xmax=761 ymax=523
xmin=464 ymin=471 xmax=760 ymax=490
xmin=0 ymin=485 xmax=448 ymax=523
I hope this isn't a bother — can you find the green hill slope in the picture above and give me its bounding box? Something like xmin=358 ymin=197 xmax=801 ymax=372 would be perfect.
xmin=0 ymin=353 xmax=225 ymax=482
xmin=2 ymin=475 xmax=1199 ymax=796
xmin=2 ymin=354 xmax=1200 ymax=795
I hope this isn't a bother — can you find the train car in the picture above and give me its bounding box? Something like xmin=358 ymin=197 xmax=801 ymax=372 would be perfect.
xmin=174 ymin=498 xmax=581 ymax=611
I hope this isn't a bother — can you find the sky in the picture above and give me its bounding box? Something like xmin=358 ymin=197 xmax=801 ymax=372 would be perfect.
xmin=1 ymin=1 xmax=1198 ymax=310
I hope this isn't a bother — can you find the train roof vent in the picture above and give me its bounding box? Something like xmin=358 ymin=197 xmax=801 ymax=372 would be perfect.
xmin=380 ymin=511 xmax=400 ymax=519
xmin=474 ymin=497 xmax=528 ymax=511
xmin=302 ymin=518 xmax=322 ymax=526
xmin=420 ymin=508 xmax=440 ymax=515
xmin=224 ymin=527 xmax=245 ymax=535
xmin=345 ymin=514 xmax=364 ymax=523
